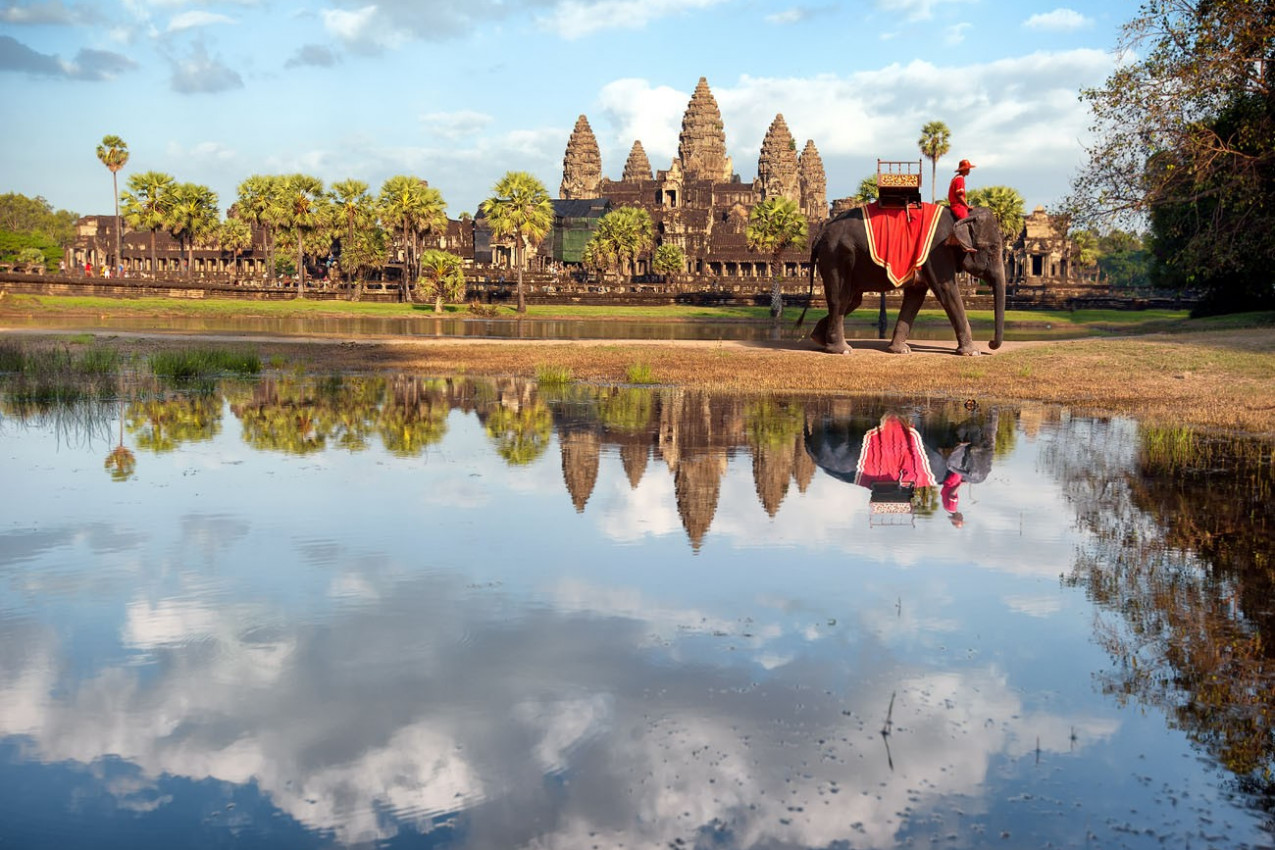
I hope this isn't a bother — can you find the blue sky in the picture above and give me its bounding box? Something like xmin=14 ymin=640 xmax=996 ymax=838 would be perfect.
xmin=1 ymin=0 xmax=1135 ymax=220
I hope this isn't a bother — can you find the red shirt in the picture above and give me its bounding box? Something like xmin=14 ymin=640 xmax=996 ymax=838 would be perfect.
xmin=948 ymin=174 xmax=969 ymax=218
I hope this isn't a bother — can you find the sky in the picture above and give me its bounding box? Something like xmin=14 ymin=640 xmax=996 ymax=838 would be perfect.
xmin=0 ymin=0 xmax=1138 ymax=220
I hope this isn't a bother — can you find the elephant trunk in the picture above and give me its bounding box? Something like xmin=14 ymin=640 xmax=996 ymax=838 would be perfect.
xmin=989 ymin=252 xmax=1006 ymax=351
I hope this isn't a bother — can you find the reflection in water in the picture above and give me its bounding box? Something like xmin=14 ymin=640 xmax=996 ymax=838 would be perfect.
xmin=1 ymin=370 xmax=1274 ymax=847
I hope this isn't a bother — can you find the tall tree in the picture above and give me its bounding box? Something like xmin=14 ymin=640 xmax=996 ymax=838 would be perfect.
xmin=379 ymin=175 xmax=447 ymax=303
xmin=917 ymin=121 xmax=950 ymax=203
xmin=96 ymin=135 xmax=129 ymax=271
xmin=280 ymin=174 xmax=328 ymax=296
xmin=1067 ymin=0 xmax=1275 ymax=314
xmin=219 ymin=216 xmax=253 ymax=279
xmin=236 ymin=175 xmax=287 ymax=283
xmin=746 ymin=196 xmax=809 ymax=319
xmin=164 ymin=183 xmax=219 ymax=280
xmin=480 ymin=171 xmax=553 ymax=314
xmin=120 ymin=171 xmax=174 ymax=277
xmin=331 ymin=179 xmax=373 ymax=248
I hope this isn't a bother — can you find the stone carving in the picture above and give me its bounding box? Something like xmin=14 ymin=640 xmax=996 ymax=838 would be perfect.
xmin=756 ymin=114 xmax=801 ymax=204
xmin=622 ymin=141 xmax=653 ymax=182
xmin=799 ymin=140 xmax=828 ymax=223
xmin=677 ymin=77 xmax=733 ymax=183
xmin=560 ymin=115 xmax=602 ymax=200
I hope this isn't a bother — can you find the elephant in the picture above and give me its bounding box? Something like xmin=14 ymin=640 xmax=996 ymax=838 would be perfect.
xmin=797 ymin=205 xmax=1006 ymax=356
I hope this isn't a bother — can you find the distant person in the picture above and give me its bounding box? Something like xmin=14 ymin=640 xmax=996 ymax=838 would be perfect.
xmin=948 ymin=159 xmax=975 ymax=220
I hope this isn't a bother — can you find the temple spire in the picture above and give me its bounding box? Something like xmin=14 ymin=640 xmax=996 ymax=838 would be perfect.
xmin=560 ymin=114 xmax=602 ymax=199
xmin=677 ymin=77 xmax=732 ymax=182
xmin=622 ymin=140 xmax=653 ymax=182
xmin=757 ymin=113 xmax=800 ymax=203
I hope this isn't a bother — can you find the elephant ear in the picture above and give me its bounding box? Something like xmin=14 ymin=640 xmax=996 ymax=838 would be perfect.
xmin=951 ymin=215 xmax=978 ymax=253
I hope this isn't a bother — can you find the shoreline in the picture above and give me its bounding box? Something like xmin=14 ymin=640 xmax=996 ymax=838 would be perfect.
xmin=4 ymin=323 xmax=1274 ymax=437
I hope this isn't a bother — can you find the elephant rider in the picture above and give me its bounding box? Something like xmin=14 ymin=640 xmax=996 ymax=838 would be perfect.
xmin=948 ymin=159 xmax=975 ymax=220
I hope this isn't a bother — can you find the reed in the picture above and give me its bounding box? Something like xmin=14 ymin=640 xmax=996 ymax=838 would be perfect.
xmin=148 ymin=348 xmax=261 ymax=380
xmin=625 ymin=362 xmax=656 ymax=384
xmin=535 ymin=364 xmax=573 ymax=387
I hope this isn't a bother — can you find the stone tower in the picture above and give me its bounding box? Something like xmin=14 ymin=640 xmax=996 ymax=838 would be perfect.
xmin=560 ymin=115 xmax=602 ymax=199
xmin=622 ymin=141 xmax=653 ymax=182
xmin=756 ymin=114 xmax=801 ymax=203
xmin=799 ymin=139 xmax=828 ymax=223
xmin=677 ymin=77 xmax=732 ymax=182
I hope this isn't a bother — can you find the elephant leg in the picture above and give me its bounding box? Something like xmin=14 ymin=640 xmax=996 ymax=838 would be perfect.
xmin=811 ymin=314 xmax=831 ymax=348
xmin=928 ymin=274 xmax=980 ymax=355
xmin=887 ymin=286 xmax=927 ymax=354
xmin=822 ymin=291 xmax=862 ymax=354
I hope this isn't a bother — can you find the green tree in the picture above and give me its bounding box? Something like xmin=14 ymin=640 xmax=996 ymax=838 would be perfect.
xmin=854 ymin=174 xmax=879 ymax=204
xmin=746 ymin=196 xmax=809 ymax=319
xmin=236 ymin=175 xmax=287 ymax=282
xmin=330 ymin=179 xmax=374 ymax=286
xmin=279 ymin=174 xmax=329 ymax=296
xmin=1097 ymin=229 xmax=1150 ymax=290
xmin=219 ymin=216 xmax=253 ymax=279
xmin=651 ymin=242 xmax=685 ymax=278
xmin=589 ymin=206 xmax=654 ymax=282
xmin=0 ymin=193 xmax=78 ymax=244
xmin=96 ymin=134 xmax=128 ymax=269
xmin=917 ymin=121 xmax=950 ymax=203
xmin=416 ymin=248 xmax=467 ymax=312
xmin=338 ymin=227 xmax=388 ymax=299
xmin=379 ymin=175 xmax=447 ymax=303
xmin=164 ymin=183 xmax=220 ymax=279
xmin=120 ymin=171 xmax=175 ymax=277
xmin=16 ymin=247 xmax=44 ymax=271
xmin=966 ymin=185 xmax=1025 ymax=248
xmin=1067 ymin=0 xmax=1275 ymax=314
xmin=480 ymin=171 xmax=553 ymax=313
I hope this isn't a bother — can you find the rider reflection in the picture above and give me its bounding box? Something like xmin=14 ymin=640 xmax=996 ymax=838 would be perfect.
xmin=804 ymin=409 xmax=998 ymax=527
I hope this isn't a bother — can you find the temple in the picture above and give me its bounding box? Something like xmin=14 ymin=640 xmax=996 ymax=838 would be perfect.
xmin=546 ymin=77 xmax=828 ymax=279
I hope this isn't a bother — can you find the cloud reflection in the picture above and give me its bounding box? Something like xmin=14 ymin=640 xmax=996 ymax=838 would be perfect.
xmin=0 ymin=568 xmax=1113 ymax=847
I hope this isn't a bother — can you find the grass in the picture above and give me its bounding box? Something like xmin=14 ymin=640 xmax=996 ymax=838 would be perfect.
xmin=148 ymin=348 xmax=261 ymax=380
xmin=535 ymin=363 xmax=573 ymax=386
xmin=625 ymin=362 xmax=656 ymax=384
xmin=0 ymin=291 xmax=1212 ymax=334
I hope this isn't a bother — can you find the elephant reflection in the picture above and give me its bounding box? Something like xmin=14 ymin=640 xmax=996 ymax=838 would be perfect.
xmin=804 ymin=410 xmax=998 ymax=526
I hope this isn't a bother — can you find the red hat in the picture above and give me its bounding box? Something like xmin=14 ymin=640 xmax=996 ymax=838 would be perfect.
xmin=955 ymin=159 xmax=976 ymax=172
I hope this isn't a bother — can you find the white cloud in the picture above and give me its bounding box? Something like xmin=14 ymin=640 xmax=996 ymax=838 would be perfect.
xmin=166 ymin=10 xmax=235 ymax=32
xmin=539 ymin=0 xmax=732 ymax=40
xmin=1024 ymin=8 xmax=1092 ymax=32
xmin=946 ymin=21 xmax=972 ymax=45
xmin=420 ymin=110 xmax=495 ymax=142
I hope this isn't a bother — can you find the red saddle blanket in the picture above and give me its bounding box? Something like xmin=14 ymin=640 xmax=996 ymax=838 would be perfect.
xmin=863 ymin=202 xmax=943 ymax=287
xmin=855 ymin=416 xmax=937 ymax=488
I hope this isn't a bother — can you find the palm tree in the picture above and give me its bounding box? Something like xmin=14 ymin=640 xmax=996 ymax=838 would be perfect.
xmin=96 ymin=135 xmax=129 ymax=271
xmin=219 ymin=216 xmax=253 ymax=280
xmin=480 ymin=171 xmax=553 ymax=313
xmin=966 ymin=185 xmax=1025 ymax=249
xmin=854 ymin=174 xmax=879 ymax=204
xmin=592 ymin=206 xmax=654 ymax=281
xmin=120 ymin=171 xmax=174 ymax=277
xmin=164 ymin=182 xmax=220 ymax=279
xmin=652 ymin=243 xmax=685 ymax=279
xmin=917 ymin=121 xmax=951 ymax=203
xmin=417 ymin=249 xmax=467 ymax=312
xmin=280 ymin=174 xmax=328 ymax=296
xmin=331 ymin=179 xmax=372 ymax=243
xmin=236 ymin=175 xmax=287 ymax=282
xmin=746 ymin=197 xmax=809 ymax=319
xmin=379 ymin=175 xmax=447 ymax=303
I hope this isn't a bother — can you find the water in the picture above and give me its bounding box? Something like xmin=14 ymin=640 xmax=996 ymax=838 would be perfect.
xmin=0 ymin=312 xmax=1073 ymax=343
xmin=1 ymin=376 xmax=1272 ymax=849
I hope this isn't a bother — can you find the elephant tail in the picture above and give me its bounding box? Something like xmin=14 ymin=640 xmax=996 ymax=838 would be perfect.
xmin=794 ymin=245 xmax=817 ymax=331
